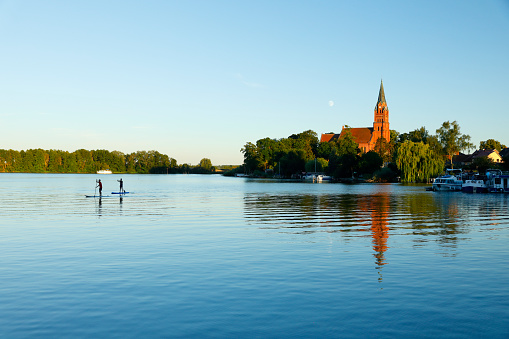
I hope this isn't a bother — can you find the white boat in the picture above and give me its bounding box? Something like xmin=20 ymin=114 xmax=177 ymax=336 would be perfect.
xmin=462 ymin=177 xmax=487 ymax=193
xmin=317 ymin=175 xmax=332 ymax=182
xmin=431 ymin=169 xmax=463 ymax=191
xmin=486 ymin=169 xmax=509 ymax=193
xmin=97 ymin=169 xmax=112 ymax=174
xmin=302 ymin=173 xmax=331 ymax=183
xmin=302 ymin=173 xmax=317 ymax=181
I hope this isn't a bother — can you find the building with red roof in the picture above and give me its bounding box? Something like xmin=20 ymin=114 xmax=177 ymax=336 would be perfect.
xmin=321 ymin=80 xmax=390 ymax=152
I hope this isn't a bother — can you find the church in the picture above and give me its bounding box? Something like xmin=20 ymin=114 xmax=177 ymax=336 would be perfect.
xmin=320 ymin=80 xmax=390 ymax=153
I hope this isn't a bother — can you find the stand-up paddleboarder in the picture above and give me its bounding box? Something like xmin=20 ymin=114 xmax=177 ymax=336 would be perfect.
xmin=96 ymin=179 xmax=103 ymax=196
xmin=117 ymin=178 xmax=124 ymax=193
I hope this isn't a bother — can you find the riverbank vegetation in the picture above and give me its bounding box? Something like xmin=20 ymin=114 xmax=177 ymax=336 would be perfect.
xmin=0 ymin=149 xmax=223 ymax=174
xmin=240 ymin=121 xmax=507 ymax=183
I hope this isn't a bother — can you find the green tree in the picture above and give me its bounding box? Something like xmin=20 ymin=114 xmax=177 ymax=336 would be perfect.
xmin=256 ymin=137 xmax=277 ymax=170
xmin=0 ymin=149 xmax=22 ymax=172
xmin=305 ymin=157 xmax=328 ymax=172
xmin=110 ymin=151 xmax=126 ymax=173
xmin=334 ymin=128 xmax=360 ymax=156
xmin=125 ymin=152 xmax=137 ymax=173
xmin=62 ymin=151 xmax=78 ymax=173
xmin=288 ymin=130 xmax=319 ymax=160
xmin=399 ymin=126 xmax=430 ymax=143
xmin=170 ymin=158 xmax=178 ymax=168
xmin=327 ymin=128 xmax=361 ymax=178
xmin=436 ymin=121 xmax=473 ymax=168
xmin=374 ymin=137 xmax=391 ymax=164
xmin=279 ymin=150 xmax=306 ymax=177
xmin=329 ymin=153 xmax=359 ymax=178
xmin=241 ymin=142 xmax=264 ymax=173
xmin=198 ymin=158 xmax=213 ymax=171
xmin=47 ymin=149 xmax=64 ymax=173
xmin=471 ymin=156 xmax=494 ymax=173
xmin=359 ymin=151 xmax=383 ymax=175
xmin=147 ymin=151 xmax=171 ymax=173
xmin=395 ymin=141 xmax=444 ymax=182
xmin=74 ymin=149 xmax=95 ymax=173
xmin=316 ymin=141 xmax=335 ymax=160
xmin=426 ymin=135 xmax=443 ymax=156
xmin=479 ymin=139 xmax=506 ymax=152
xmin=22 ymin=149 xmax=47 ymax=173
xmin=93 ymin=149 xmax=112 ymax=172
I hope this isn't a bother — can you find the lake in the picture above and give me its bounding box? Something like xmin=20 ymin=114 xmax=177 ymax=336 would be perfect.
xmin=0 ymin=173 xmax=508 ymax=338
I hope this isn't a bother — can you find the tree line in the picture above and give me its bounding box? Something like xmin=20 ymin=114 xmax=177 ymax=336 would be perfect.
xmin=239 ymin=121 xmax=508 ymax=183
xmin=0 ymin=149 xmax=217 ymax=174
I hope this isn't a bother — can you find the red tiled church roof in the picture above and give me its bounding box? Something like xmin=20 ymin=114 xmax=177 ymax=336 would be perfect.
xmin=348 ymin=127 xmax=374 ymax=144
xmin=320 ymin=128 xmax=374 ymax=144
xmin=320 ymin=133 xmax=339 ymax=143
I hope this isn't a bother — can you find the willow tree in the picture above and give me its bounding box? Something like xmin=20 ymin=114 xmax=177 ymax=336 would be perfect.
xmin=396 ymin=141 xmax=444 ymax=183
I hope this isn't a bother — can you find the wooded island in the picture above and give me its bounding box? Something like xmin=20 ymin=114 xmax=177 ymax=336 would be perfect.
xmin=0 ymin=149 xmax=223 ymax=174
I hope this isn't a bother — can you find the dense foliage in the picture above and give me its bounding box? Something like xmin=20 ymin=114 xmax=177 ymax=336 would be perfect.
xmin=436 ymin=120 xmax=474 ymax=168
xmin=479 ymin=139 xmax=506 ymax=152
xmin=395 ymin=141 xmax=445 ymax=182
xmin=241 ymin=128 xmax=389 ymax=179
xmin=240 ymin=120 xmax=501 ymax=183
xmin=0 ymin=149 xmax=217 ymax=174
xmin=241 ymin=130 xmax=320 ymax=177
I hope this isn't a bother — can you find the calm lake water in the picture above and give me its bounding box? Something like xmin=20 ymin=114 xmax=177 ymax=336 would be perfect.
xmin=0 ymin=173 xmax=508 ymax=338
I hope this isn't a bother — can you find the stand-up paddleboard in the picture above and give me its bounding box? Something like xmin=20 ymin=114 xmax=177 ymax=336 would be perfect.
xmin=111 ymin=192 xmax=130 ymax=194
xmin=85 ymin=195 xmax=112 ymax=198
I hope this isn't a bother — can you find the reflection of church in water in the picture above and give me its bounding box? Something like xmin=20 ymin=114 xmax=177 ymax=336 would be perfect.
xmin=243 ymin=190 xmax=392 ymax=282
xmin=360 ymin=193 xmax=390 ymax=282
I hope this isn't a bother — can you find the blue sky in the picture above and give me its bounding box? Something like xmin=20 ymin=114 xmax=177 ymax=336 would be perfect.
xmin=1 ymin=1 xmax=508 ymax=165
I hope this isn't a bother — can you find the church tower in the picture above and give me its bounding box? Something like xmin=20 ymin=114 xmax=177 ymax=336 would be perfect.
xmin=372 ymin=79 xmax=390 ymax=143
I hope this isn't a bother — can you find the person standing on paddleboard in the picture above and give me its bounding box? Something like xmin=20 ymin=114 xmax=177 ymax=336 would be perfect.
xmin=117 ymin=178 xmax=124 ymax=193
xmin=96 ymin=179 xmax=102 ymax=196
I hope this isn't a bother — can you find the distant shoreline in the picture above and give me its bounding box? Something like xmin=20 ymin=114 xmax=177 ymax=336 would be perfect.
xmin=0 ymin=148 xmax=239 ymax=174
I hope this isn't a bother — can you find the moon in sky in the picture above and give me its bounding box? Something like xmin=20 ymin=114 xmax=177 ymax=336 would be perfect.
xmin=329 ymin=100 xmax=334 ymax=107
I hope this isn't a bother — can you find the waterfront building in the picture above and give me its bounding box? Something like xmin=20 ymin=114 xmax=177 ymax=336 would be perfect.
xmin=453 ymin=149 xmax=503 ymax=167
xmin=320 ymin=80 xmax=390 ymax=152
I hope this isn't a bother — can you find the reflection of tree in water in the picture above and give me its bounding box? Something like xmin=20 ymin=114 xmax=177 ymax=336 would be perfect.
xmin=405 ymin=193 xmax=468 ymax=256
xmin=244 ymin=190 xmax=477 ymax=279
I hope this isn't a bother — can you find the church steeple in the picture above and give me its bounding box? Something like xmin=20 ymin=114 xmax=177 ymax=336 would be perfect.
xmin=373 ymin=79 xmax=390 ymax=145
xmin=376 ymin=79 xmax=386 ymax=106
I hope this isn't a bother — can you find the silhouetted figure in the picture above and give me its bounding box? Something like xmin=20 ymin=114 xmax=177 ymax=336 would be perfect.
xmin=96 ymin=179 xmax=102 ymax=196
xmin=117 ymin=178 xmax=124 ymax=193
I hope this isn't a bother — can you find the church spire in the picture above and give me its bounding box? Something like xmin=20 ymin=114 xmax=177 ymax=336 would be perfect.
xmin=373 ymin=79 xmax=390 ymax=145
xmin=377 ymin=79 xmax=386 ymax=105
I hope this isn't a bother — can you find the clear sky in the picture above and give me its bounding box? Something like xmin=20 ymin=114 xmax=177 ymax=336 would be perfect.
xmin=1 ymin=0 xmax=508 ymax=165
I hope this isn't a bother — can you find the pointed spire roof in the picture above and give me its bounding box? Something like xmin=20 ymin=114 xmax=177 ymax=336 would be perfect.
xmin=377 ymin=79 xmax=386 ymax=105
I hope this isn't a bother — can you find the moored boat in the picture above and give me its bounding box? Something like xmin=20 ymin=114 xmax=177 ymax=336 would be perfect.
xmin=462 ymin=177 xmax=488 ymax=193
xmin=431 ymin=169 xmax=463 ymax=191
xmin=302 ymin=173 xmax=317 ymax=181
xmin=486 ymin=169 xmax=509 ymax=193
xmin=317 ymin=175 xmax=332 ymax=182
xmin=302 ymin=173 xmax=331 ymax=183
xmin=97 ymin=169 xmax=112 ymax=174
